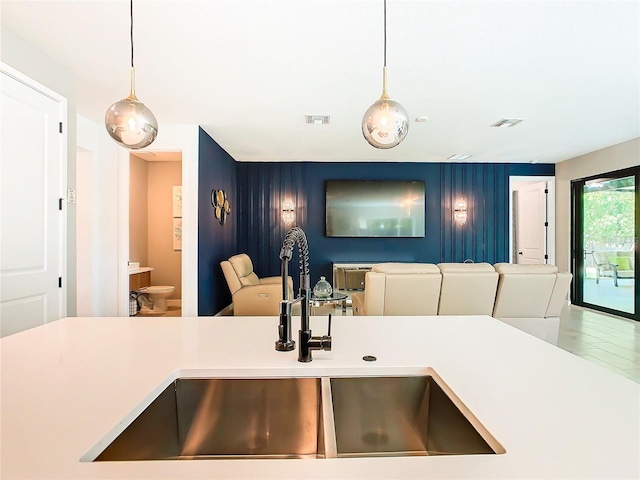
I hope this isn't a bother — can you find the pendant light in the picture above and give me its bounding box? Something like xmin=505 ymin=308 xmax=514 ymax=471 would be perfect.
xmin=105 ymin=0 xmax=158 ymax=149
xmin=362 ymin=0 xmax=409 ymax=149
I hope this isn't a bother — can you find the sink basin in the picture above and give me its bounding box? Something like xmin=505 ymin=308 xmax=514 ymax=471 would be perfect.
xmin=94 ymin=377 xmax=325 ymax=460
xmin=330 ymin=375 xmax=503 ymax=457
xmin=89 ymin=373 xmax=503 ymax=461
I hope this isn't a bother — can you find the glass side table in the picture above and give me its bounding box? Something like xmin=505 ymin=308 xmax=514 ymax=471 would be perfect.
xmin=309 ymin=292 xmax=348 ymax=314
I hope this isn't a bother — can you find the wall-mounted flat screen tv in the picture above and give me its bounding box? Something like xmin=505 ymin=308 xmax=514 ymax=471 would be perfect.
xmin=325 ymin=180 xmax=425 ymax=237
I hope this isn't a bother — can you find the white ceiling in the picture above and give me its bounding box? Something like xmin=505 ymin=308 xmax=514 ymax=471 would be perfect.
xmin=2 ymin=0 xmax=639 ymax=164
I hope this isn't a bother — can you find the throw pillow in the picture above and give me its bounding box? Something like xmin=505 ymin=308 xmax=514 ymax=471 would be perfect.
xmin=608 ymin=256 xmax=631 ymax=271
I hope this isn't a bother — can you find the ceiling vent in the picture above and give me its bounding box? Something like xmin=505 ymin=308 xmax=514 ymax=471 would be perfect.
xmin=305 ymin=115 xmax=330 ymax=125
xmin=447 ymin=154 xmax=472 ymax=161
xmin=491 ymin=118 xmax=524 ymax=128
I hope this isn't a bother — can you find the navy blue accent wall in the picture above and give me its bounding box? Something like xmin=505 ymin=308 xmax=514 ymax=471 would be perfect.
xmin=440 ymin=163 xmax=511 ymax=263
xmin=198 ymin=128 xmax=237 ymax=315
xmin=234 ymin=161 xmax=554 ymax=289
xmin=197 ymin=140 xmax=554 ymax=315
xmin=236 ymin=162 xmax=306 ymax=281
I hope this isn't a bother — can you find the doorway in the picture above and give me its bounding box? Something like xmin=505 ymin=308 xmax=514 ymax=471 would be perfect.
xmin=1 ymin=64 xmax=67 ymax=336
xmin=571 ymin=166 xmax=639 ymax=320
xmin=129 ymin=151 xmax=183 ymax=316
xmin=509 ymin=176 xmax=556 ymax=265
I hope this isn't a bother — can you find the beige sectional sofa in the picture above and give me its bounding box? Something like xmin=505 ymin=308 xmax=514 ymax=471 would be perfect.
xmin=351 ymin=263 xmax=442 ymax=316
xmin=352 ymin=262 xmax=572 ymax=345
xmin=492 ymin=263 xmax=573 ymax=344
xmin=437 ymin=263 xmax=498 ymax=315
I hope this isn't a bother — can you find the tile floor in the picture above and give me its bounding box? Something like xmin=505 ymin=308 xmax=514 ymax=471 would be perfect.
xmin=136 ymin=305 xmax=182 ymax=317
xmin=556 ymin=304 xmax=639 ymax=383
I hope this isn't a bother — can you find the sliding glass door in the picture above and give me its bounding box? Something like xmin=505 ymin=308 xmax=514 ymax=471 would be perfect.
xmin=571 ymin=166 xmax=639 ymax=321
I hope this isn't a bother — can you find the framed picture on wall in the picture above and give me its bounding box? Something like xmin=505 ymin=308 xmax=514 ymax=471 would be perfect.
xmin=173 ymin=218 xmax=182 ymax=251
xmin=172 ymin=186 xmax=182 ymax=218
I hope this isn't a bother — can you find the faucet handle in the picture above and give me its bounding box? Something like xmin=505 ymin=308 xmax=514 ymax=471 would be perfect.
xmin=321 ymin=313 xmax=332 ymax=352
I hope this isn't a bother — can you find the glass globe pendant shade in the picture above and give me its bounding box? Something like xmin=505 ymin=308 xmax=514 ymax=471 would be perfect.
xmin=362 ymin=95 xmax=409 ymax=149
xmin=362 ymin=0 xmax=409 ymax=150
xmin=105 ymin=92 xmax=158 ymax=150
xmin=105 ymin=1 xmax=158 ymax=149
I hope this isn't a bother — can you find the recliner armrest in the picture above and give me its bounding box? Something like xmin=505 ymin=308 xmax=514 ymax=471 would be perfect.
xmin=260 ymin=276 xmax=283 ymax=285
xmin=232 ymin=283 xmax=284 ymax=316
xmin=259 ymin=276 xmax=294 ymax=298
xmin=351 ymin=292 xmax=365 ymax=316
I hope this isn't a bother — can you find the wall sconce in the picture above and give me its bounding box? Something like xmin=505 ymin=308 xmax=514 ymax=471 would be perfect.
xmin=454 ymin=198 xmax=468 ymax=225
xmin=282 ymin=200 xmax=295 ymax=225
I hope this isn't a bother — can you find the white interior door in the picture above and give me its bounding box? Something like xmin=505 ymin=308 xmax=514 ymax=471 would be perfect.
xmin=515 ymin=181 xmax=548 ymax=264
xmin=1 ymin=67 xmax=65 ymax=337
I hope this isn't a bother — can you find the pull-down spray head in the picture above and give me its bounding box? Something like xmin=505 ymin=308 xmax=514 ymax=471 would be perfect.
xmin=275 ymin=227 xmax=331 ymax=362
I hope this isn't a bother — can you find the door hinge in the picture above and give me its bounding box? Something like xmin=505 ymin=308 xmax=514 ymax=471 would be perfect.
xmin=59 ymin=122 xmax=63 ymax=133
xmin=59 ymin=198 xmax=63 ymax=210
xmin=544 ymin=188 xmax=548 ymax=194
xmin=544 ymin=254 xmax=549 ymax=260
xmin=544 ymin=221 xmax=549 ymax=227
xmin=58 ymin=277 xmax=63 ymax=288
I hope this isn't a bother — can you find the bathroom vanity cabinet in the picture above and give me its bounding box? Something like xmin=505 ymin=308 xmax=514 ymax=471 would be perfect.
xmin=129 ymin=271 xmax=150 ymax=291
xmin=128 ymin=267 xmax=153 ymax=291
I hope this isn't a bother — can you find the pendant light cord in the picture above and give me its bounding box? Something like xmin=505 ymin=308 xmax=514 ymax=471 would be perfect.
xmin=130 ymin=0 xmax=134 ymax=68
xmin=381 ymin=0 xmax=388 ymax=96
xmin=383 ymin=0 xmax=387 ymax=68
xmin=128 ymin=0 xmax=137 ymax=97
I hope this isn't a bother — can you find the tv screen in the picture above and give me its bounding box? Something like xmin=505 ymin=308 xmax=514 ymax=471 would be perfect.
xmin=325 ymin=180 xmax=425 ymax=237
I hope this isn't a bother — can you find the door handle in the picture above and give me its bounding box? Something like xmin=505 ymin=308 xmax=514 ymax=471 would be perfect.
xmin=518 ymin=251 xmax=523 ymax=255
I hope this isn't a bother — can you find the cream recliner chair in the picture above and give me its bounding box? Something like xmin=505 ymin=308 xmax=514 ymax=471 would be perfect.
xmin=220 ymin=254 xmax=293 ymax=316
xmin=437 ymin=263 xmax=498 ymax=315
xmin=492 ymin=263 xmax=572 ymax=344
xmin=351 ymin=263 xmax=442 ymax=316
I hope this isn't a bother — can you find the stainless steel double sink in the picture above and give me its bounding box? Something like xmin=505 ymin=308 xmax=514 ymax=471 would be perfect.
xmin=92 ymin=374 xmax=504 ymax=461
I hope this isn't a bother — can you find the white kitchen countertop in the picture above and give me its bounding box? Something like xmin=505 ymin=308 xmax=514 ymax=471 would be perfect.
xmin=1 ymin=314 xmax=638 ymax=479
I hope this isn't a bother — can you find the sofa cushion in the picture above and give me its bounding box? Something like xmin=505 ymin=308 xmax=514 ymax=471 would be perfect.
xmin=493 ymin=265 xmax=557 ymax=318
xmin=493 ymin=277 xmax=556 ymax=318
xmin=546 ymin=272 xmax=573 ymax=318
xmin=363 ymin=269 xmax=441 ymax=316
xmin=493 ymin=263 xmax=558 ymax=274
xmin=228 ymin=254 xmax=260 ymax=286
xmin=437 ymin=263 xmax=498 ymax=315
xmin=383 ymin=273 xmax=441 ymax=315
xmin=437 ymin=262 xmax=495 ymax=273
xmin=372 ymin=263 xmax=440 ymax=274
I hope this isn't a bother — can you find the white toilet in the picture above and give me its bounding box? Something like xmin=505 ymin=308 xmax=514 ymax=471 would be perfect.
xmin=136 ymin=285 xmax=175 ymax=313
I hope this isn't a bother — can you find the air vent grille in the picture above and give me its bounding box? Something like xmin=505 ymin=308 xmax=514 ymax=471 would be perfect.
xmin=305 ymin=115 xmax=330 ymax=125
xmin=491 ymin=118 xmax=524 ymax=128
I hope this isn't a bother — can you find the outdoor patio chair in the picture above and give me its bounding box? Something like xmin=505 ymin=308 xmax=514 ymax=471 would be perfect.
xmin=592 ymin=251 xmax=635 ymax=287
